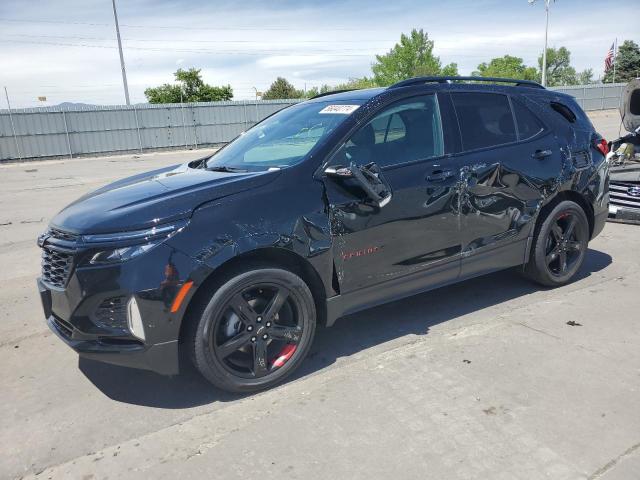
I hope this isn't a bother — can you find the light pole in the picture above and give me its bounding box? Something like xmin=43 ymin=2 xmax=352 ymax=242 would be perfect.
xmin=529 ymin=0 xmax=554 ymax=87
xmin=111 ymin=0 xmax=131 ymax=105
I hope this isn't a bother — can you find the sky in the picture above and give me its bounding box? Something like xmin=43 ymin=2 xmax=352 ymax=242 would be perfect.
xmin=0 ymin=0 xmax=637 ymax=108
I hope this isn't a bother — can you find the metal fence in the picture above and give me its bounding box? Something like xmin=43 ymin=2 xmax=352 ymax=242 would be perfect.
xmin=0 ymin=83 xmax=628 ymax=162
xmin=548 ymin=82 xmax=626 ymax=111
xmin=0 ymin=99 xmax=299 ymax=162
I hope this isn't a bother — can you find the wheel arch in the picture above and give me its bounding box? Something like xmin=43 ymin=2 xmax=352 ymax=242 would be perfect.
xmin=525 ymin=189 xmax=595 ymax=265
xmin=178 ymin=247 xmax=329 ymax=350
xmin=544 ymin=190 xmax=595 ymax=237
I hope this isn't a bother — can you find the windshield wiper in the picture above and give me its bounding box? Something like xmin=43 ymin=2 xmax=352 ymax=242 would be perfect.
xmin=208 ymin=165 xmax=249 ymax=173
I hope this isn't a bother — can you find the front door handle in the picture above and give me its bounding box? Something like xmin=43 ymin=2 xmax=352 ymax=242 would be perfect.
xmin=533 ymin=149 xmax=553 ymax=159
xmin=427 ymin=169 xmax=455 ymax=181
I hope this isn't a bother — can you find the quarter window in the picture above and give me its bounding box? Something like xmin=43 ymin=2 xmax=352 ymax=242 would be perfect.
xmin=451 ymin=93 xmax=517 ymax=151
xmin=333 ymin=95 xmax=444 ymax=168
xmin=512 ymin=100 xmax=544 ymax=141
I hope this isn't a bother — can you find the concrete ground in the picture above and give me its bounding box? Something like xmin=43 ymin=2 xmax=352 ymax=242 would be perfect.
xmin=1 ymin=111 xmax=639 ymax=480
xmin=586 ymin=109 xmax=626 ymax=141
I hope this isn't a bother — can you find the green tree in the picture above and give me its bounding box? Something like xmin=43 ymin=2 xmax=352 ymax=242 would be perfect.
xmin=538 ymin=47 xmax=579 ymax=86
xmin=577 ymin=68 xmax=594 ymax=85
xmin=371 ymin=29 xmax=458 ymax=86
xmin=334 ymin=77 xmax=378 ymax=90
xmin=305 ymin=84 xmax=333 ymax=98
xmin=144 ymin=68 xmax=233 ymax=103
xmin=262 ymin=77 xmax=305 ymax=100
xmin=473 ymin=55 xmax=538 ymax=80
xmin=604 ymin=40 xmax=640 ymax=83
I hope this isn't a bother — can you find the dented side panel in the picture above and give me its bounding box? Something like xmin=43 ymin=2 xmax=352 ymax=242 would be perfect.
xmin=324 ymin=158 xmax=463 ymax=294
xmin=457 ymin=131 xmax=563 ymax=263
xmin=166 ymin=172 xmax=336 ymax=298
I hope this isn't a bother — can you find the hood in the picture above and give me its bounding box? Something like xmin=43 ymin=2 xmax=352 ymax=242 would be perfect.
xmin=621 ymin=78 xmax=640 ymax=133
xmin=51 ymin=160 xmax=280 ymax=234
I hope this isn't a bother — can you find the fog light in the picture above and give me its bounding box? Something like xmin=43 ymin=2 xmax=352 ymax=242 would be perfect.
xmin=127 ymin=296 xmax=145 ymax=341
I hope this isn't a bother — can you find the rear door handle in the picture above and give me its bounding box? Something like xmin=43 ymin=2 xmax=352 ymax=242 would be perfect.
xmin=427 ymin=169 xmax=455 ymax=181
xmin=533 ymin=149 xmax=553 ymax=159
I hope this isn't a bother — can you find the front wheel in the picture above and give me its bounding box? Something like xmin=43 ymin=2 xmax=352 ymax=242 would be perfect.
xmin=524 ymin=200 xmax=589 ymax=287
xmin=190 ymin=268 xmax=316 ymax=393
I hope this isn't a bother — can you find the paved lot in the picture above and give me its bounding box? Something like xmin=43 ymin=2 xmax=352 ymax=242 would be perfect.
xmin=587 ymin=109 xmax=625 ymax=141
xmin=1 ymin=112 xmax=639 ymax=480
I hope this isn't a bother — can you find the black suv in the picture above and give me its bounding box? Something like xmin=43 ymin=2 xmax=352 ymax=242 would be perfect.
xmin=38 ymin=76 xmax=610 ymax=392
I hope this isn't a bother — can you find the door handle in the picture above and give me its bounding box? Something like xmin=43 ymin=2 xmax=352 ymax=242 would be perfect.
xmin=533 ymin=149 xmax=553 ymax=159
xmin=427 ymin=169 xmax=455 ymax=181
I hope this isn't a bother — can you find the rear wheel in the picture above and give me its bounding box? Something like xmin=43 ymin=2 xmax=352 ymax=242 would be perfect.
xmin=524 ymin=200 xmax=589 ymax=287
xmin=190 ymin=268 xmax=316 ymax=393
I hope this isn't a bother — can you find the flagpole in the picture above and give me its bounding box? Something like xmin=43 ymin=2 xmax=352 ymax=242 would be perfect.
xmin=612 ymin=38 xmax=617 ymax=84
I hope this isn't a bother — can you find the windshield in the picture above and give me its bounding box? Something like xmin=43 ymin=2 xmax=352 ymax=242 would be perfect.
xmin=205 ymin=100 xmax=363 ymax=171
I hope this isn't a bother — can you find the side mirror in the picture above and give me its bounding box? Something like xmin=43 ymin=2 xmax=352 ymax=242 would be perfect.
xmin=324 ymin=162 xmax=392 ymax=208
xmin=324 ymin=165 xmax=353 ymax=177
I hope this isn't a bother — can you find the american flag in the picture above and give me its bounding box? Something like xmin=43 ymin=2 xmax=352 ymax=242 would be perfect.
xmin=605 ymin=42 xmax=615 ymax=71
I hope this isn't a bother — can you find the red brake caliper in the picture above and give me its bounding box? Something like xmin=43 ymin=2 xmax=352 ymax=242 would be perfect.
xmin=271 ymin=344 xmax=297 ymax=369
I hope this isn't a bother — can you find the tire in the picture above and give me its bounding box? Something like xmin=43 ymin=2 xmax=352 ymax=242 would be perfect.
xmin=190 ymin=268 xmax=316 ymax=393
xmin=524 ymin=200 xmax=590 ymax=287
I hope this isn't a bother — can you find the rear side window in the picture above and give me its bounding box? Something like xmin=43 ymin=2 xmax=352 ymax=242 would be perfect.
xmin=451 ymin=93 xmax=517 ymax=151
xmin=512 ymin=100 xmax=544 ymax=140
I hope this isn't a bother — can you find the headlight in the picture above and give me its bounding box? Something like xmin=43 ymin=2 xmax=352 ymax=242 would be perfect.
xmin=89 ymin=242 xmax=161 ymax=265
xmin=84 ymin=219 xmax=188 ymax=265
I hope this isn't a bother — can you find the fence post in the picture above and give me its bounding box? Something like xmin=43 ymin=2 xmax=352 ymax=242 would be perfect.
xmin=602 ymin=84 xmax=605 ymax=110
xmin=583 ymin=86 xmax=587 ymax=110
xmin=255 ymin=100 xmax=259 ymax=125
xmin=132 ymin=105 xmax=143 ymax=153
xmin=61 ymin=110 xmax=73 ymax=159
xmin=192 ymin=105 xmax=198 ymax=149
xmin=242 ymin=100 xmax=248 ymax=131
xmin=180 ymin=101 xmax=188 ymax=149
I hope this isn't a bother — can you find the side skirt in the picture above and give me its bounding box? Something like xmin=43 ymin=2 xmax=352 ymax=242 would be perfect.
xmin=325 ymin=239 xmax=528 ymax=327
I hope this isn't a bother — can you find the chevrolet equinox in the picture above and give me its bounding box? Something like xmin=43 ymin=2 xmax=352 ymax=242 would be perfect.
xmin=37 ymin=76 xmax=610 ymax=392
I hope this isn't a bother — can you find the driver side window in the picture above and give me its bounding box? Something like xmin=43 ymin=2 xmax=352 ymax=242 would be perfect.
xmin=333 ymin=94 xmax=444 ymax=168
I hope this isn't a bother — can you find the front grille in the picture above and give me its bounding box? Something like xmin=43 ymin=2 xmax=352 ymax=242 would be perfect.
xmin=610 ymin=181 xmax=640 ymax=211
xmin=49 ymin=228 xmax=80 ymax=242
xmin=41 ymin=247 xmax=74 ymax=288
xmin=95 ymin=296 xmax=128 ymax=330
xmin=52 ymin=316 xmax=74 ymax=338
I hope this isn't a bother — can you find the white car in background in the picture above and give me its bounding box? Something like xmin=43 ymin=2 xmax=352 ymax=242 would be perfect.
xmin=608 ymin=78 xmax=640 ymax=223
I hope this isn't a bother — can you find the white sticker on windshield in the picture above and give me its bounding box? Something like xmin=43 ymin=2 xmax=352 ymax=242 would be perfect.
xmin=319 ymin=104 xmax=359 ymax=115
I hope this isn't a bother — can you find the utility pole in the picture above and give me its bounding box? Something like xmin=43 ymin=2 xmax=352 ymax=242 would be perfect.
xmin=529 ymin=0 xmax=554 ymax=87
xmin=111 ymin=0 xmax=130 ymax=105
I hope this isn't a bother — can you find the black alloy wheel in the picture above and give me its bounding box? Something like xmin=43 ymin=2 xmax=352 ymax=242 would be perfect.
xmin=544 ymin=211 xmax=584 ymax=277
xmin=191 ymin=268 xmax=316 ymax=393
xmin=524 ymin=200 xmax=589 ymax=287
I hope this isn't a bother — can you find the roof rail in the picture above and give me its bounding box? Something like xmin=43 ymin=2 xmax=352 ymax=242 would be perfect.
xmin=388 ymin=76 xmax=545 ymax=90
xmin=309 ymin=89 xmax=355 ymax=99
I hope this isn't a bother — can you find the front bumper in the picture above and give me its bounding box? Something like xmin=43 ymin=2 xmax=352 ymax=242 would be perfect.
xmin=45 ymin=310 xmax=179 ymax=375
xmin=608 ymin=204 xmax=640 ymax=224
xmin=37 ymin=242 xmax=202 ymax=376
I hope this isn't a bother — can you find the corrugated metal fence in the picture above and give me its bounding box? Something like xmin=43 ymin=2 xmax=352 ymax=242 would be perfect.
xmin=0 ymin=99 xmax=299 ymax=162
xmin=0 ymin=83 xmax=627 ymax=162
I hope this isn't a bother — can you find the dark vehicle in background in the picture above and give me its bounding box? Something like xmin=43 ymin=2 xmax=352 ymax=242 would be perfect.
xmin=37 ymin=76 xmax=610 ymax=393
xmin=608 ymin=78 xmax=640 ymax=223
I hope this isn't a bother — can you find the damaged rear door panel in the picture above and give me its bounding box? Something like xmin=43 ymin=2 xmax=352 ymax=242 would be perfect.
xmin=448 ymin=91 xmax=564 ymax=277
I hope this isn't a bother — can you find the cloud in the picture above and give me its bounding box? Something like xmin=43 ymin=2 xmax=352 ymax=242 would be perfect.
xmin=0 ymin=0 xmax=637 ymax=107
